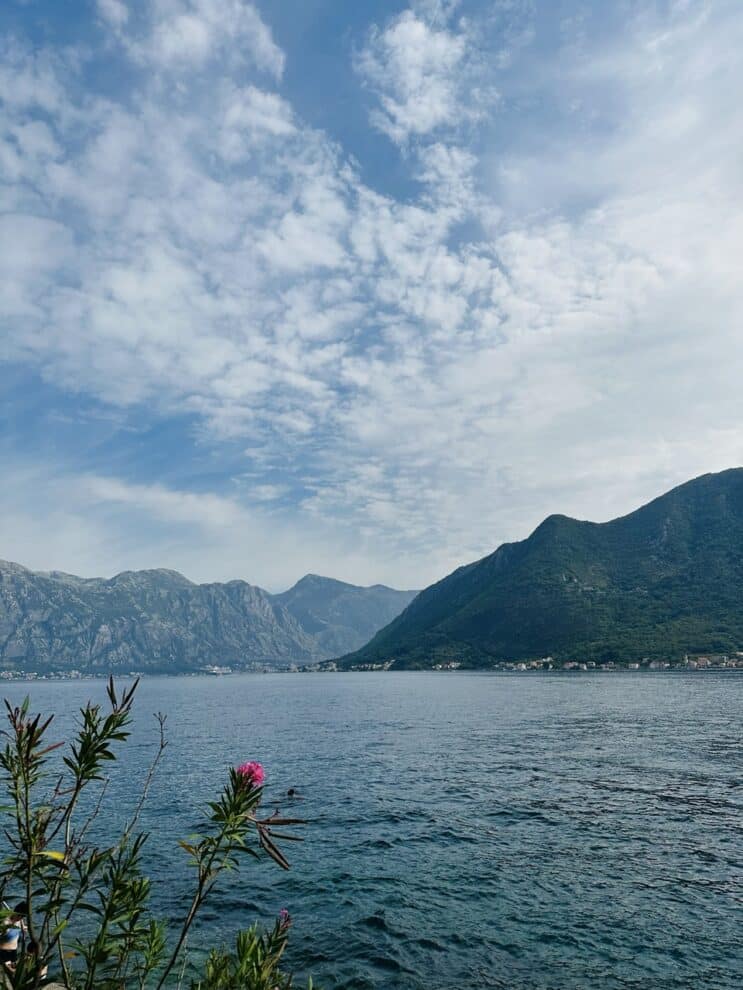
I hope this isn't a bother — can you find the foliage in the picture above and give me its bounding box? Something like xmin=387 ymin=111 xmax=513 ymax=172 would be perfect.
xmin=191 ymin=917 xmax=313 ymax=990
xmin=0 ymin=679 xmax=314 ymax=989
xmin=339 ymin=468 xmax=743 ymax=668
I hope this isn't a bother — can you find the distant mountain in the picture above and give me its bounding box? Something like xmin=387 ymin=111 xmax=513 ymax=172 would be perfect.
xmin=338 ymin=469 xmax=743 ymax=669
xmin=276 ymin=574 xmax=417 ymax=657
xmin=0 ymin=563 xmax=415 ymax=673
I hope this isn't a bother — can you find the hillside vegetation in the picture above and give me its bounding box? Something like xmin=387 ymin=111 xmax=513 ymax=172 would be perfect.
xmin=339 ymin=469 xmax=743 ymax=668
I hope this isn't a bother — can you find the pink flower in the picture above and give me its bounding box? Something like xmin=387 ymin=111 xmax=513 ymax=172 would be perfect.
xmin=278 ymin=908 xmax=291 ymax=927
xmin=236 ymin=761 xmax=265 ymax=787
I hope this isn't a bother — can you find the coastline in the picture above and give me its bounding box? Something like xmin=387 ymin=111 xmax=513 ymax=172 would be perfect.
xmin=1 ymin=665 xmax=742 ymax=683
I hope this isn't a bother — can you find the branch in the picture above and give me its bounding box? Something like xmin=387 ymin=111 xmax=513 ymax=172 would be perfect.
xmin=122 ymin=712 xmax=167 ymax=844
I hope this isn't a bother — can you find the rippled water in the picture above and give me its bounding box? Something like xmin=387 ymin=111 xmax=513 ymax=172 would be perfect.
xmin=3 ymin=672 xmax=742 ymax=988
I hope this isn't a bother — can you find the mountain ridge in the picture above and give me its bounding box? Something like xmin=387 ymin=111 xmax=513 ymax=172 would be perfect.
xmin=0 ymin=562 xmax=417 ymax=673
xmin=337 ymin=468 xmax=743 ymax=669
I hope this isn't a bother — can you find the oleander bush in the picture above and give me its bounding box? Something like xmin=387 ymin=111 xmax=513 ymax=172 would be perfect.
xmin=0 ymin=679 xmax=315 ymax=990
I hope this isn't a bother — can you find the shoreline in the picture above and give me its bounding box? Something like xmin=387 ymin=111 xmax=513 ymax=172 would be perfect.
xmin=1 ymin=666 xmax=742 ymax=683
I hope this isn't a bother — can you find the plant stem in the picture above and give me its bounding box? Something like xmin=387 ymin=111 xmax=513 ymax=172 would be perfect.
xmin=154 ymin=829 xmax=229 ymax=990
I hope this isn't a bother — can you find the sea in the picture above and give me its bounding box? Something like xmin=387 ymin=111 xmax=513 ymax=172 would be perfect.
xmin=2 ymin=671 xmax=741 ymax=989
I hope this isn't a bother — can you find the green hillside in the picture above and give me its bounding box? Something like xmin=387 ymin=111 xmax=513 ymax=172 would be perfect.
xmin=338 ymin=469 xmax=743 ymax=668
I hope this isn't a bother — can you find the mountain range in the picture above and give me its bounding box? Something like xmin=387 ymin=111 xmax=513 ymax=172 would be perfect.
xmin=4 ymin=469 xmax=743 ymax=675
xmin=338 ymin=469 xmax=743 ymax=669
xmin=0 ymin=564 xmax=416 ymax=673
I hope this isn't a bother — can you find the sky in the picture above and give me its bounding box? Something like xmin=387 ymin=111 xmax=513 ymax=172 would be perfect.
xmin=1 ymin=0 xmax=742 ymax=592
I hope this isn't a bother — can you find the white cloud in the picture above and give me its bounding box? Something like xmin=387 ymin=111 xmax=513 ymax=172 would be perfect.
xmin=0 ymin=214 xmax=74 ymax=320
xmin=96 ymin=0 xmax=129 ymax=30
xmin=0 ymin=41 xmax=66 ymax=114
xmin=1 ymin=1 xmax=743 ymax=589
xmin=82 ymin=476 xmax=247 ymax=529
xmin=219 ymin=85 xmax=294 ymax=161
xmin=129 ymin=0 xmax=284 ymax=77
xmin=0 ymin=463 xmax=421 ymax=590
xmin=355 ymin=9 xmax=474 ymax=145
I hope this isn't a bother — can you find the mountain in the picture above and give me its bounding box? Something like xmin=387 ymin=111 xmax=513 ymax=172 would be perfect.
xmin=275 ymin=574 xmax=417 ymax=657
xmin=338 ymin=468 xmax=743 ymax=669
xmin=0 ymin=563 xmax=415 ymax=674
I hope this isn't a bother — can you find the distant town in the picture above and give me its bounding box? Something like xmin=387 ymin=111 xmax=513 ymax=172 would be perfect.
xmin=319 ymin=652 xmax=743 ymax=673
xmin=2 ymin=653 xmax=743 ymax=682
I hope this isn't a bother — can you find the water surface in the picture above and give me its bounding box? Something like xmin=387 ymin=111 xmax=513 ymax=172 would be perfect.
xmin=3 ymin=672 xmax=741 ymax=988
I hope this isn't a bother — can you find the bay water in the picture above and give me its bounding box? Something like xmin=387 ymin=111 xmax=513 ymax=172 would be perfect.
xmin=3 ymin=672 xmax=741 ymax=988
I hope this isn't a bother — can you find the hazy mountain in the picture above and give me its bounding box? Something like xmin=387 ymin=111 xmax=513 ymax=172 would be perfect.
xmin=0 ymin=563 xmax=415 ymax=673
xmin=276 ymin=574 xmax=417 ymax=658
xmin=338 ymin=469 xmax=743 ymax=669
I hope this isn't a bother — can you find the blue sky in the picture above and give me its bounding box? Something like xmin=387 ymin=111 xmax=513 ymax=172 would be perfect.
xmin=1 ymin=0 xmax=742 ymax=590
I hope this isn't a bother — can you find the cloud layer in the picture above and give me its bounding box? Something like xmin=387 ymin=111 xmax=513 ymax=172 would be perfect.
xmin=1 ymin=0 xmax=742 ymax=589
